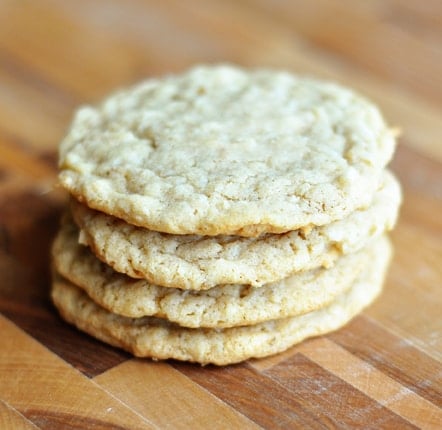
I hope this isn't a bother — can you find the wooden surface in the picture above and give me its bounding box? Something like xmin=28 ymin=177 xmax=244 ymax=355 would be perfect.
xmin=0 ymin=0 xmax=441 ymax=428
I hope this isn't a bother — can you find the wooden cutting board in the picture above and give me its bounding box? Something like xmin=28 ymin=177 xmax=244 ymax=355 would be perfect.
xmin=0 ymin=1 xmax=440 ymax=428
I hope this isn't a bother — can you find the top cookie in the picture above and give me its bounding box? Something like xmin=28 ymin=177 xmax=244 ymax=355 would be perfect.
xmin=59 ymin=65 xmax=397 ymax=236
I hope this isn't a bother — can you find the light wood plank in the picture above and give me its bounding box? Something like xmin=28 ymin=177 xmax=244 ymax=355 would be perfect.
xmin=246 ymin=0 xmax=442 ymax=102
xmin=94 ymin=360 xmax=261 ymax=430
xmin=0 ymin=137 xmax=55 ymax=180
xmin=367 ymin=220 xmax=442 ymax=361
xmin=0 ymin=400 xmax=39 ymax=430
xmin=47 ymin=0 xmax=225 ymax=73
xmin=0 ymin=68 xmax=72 ymax=151
xmin=1 ymin=0 xmax=440 ymax=162
xmin=386 ymin=0 xmax=442 ymax=38
xmin=0 ymin=315 xmax=156 ymax=430
xmin=0 ymin=0 xmax=137 ymax=100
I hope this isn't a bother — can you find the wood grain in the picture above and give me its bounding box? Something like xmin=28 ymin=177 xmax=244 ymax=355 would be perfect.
xmin=176 ymin=362 xmax=326 ymax=429
xmin=0 ymin=315 xmax=155 ymax=430
xmin=264 ymin=353 xmax=418 ymax=429
xmin=329 ymin=316 xmax=442 ymax=407
xmin=95 ymin=360 xmax=260 ymax=430
xmin=0 ymin=400 xmax=39 ymax=430
xmin=294 ymin=338 xmax=440 ymax=429
xmin=0 ymin=0 xmax=440 ymax=428
xmin=247 ymin=0 xmax=442 ymax=103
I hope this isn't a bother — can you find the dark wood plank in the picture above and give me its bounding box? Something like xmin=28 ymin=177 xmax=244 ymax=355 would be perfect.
xmin=175 ymin=362 xmax=327 ymax=429
xmin=0 ymin=185 xmax=129 ymax=378
xmin=23 ymin=410 xmax=130 ymax=430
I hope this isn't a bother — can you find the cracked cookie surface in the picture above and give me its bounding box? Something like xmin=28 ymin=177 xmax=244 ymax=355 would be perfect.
xmin=59 ymin=65 xmax=397 ymax=236
xmin=71 ymin=171 xmax=400 ymax=289
xmin=53 ymin=218 xmax=389 ymax=327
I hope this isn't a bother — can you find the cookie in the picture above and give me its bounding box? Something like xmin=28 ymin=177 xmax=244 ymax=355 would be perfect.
xmin=51 ymin=237 xmax=390 ymax=365
xmin=71 ymin=171 xmax=400 ymax=290
xmin=59 ymin=65 xmax=397 ymax=236
xmin=53 ymin=218 xmax=389 ymax=327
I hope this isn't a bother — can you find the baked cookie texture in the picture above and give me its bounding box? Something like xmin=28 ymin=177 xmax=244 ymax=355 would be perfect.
xmin=59 ymin=65 xmax=397 ymax=236
xmin=52 ymin=64 xmax=401 ymax=365
xmin=53 ymin=218 xmax=390 ymax=328
xmin=71 ymin=171 xmax=400 ymax=290
xmin=51 ymin=237 xmax=390 ymax=365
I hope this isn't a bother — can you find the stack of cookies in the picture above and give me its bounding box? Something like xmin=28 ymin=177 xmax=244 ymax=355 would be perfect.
xmin=52 ymin=65 xmax=401 ymax=365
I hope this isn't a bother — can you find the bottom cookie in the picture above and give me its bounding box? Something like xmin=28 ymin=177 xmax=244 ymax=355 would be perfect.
xmin=51 ymin=239 xmax=391 ymax=365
